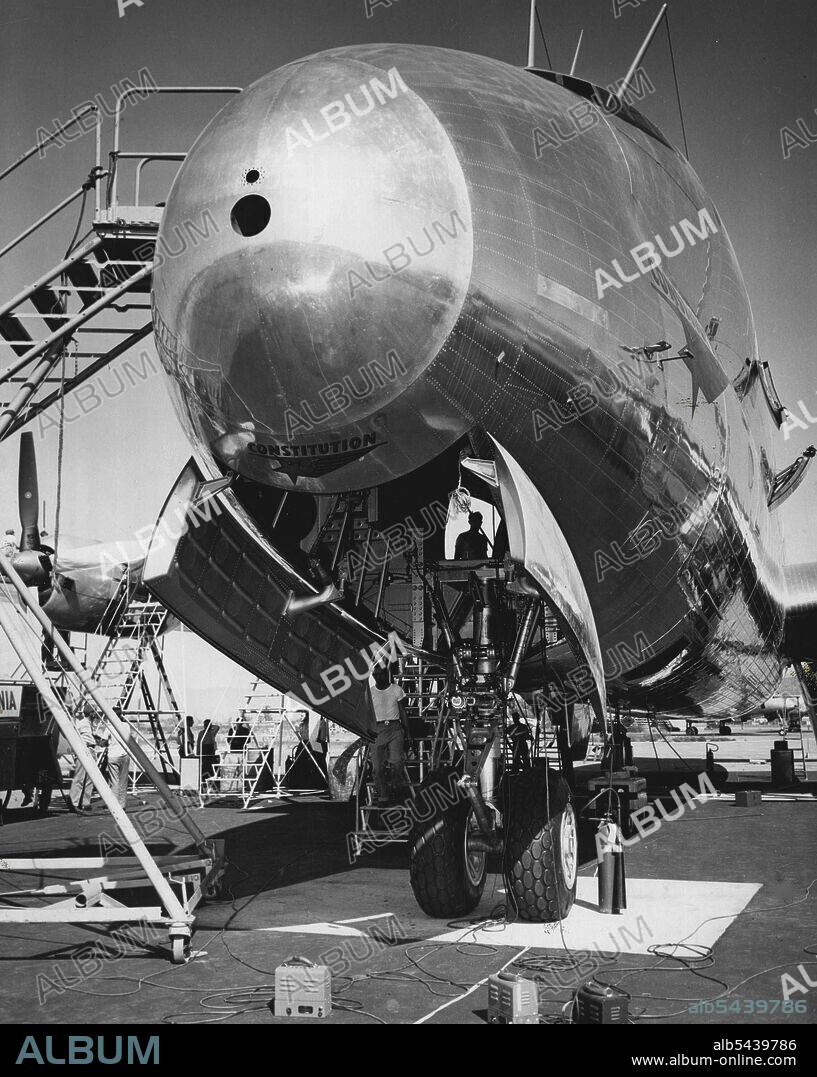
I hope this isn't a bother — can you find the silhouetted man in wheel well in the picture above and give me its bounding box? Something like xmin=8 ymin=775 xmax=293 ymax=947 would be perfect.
xmin=454 ymin=511 xmax=489 ymax=559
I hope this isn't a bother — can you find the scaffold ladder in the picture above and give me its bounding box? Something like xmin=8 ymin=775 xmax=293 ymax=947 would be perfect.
xmin=0 ymin=551 xmax=223 ymax=963
xmin=89 ymin=590 xmax=180 ymax=784
xmin=200 ymin=683 xmax=284 ymax=807
xmin=349 ymin=657 xmax=454 ymax=858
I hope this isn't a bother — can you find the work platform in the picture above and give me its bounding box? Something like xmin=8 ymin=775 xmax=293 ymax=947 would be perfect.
xmin=0 ymin=85 xmax=240 ymax=446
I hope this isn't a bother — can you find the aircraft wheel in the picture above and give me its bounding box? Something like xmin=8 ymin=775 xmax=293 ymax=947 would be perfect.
xmin=504 ymin=767 xmax=577 ymax=922
xmin=409 ymin=769 xmax=487 ymax=918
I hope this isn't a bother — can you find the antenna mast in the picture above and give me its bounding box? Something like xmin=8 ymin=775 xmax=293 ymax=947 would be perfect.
xmin=616 ymin=2 xmax=668 ymax=102
xmin=527 ymin=0 xmax=537 ymax=68
xmin=569 ymin=29 xmax=584 ymax=77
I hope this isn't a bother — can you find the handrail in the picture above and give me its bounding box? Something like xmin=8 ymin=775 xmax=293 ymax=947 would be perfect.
xmin=108 ymin=86 xmax=242 ymax=212
xmin=133 ymin=154 xmax=186 ymax=206
xmin=0 ymin=186 xmax=85 ymax=263
xmin=105 ymin=152 xmax=186 ymax=214
xmin=0 ymin=104 xmax=100 ymax=185
xmin=0 ymin=264 xmax=151 ymax=389
xmin=0 ymin=235 xmax=103 ymax=321
xmin=3 ymin=323 xmax=152 ymax=439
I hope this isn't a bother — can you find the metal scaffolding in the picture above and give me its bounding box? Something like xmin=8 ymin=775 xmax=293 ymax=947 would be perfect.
xmin=0 ymin=551 xmax=224 ymax=963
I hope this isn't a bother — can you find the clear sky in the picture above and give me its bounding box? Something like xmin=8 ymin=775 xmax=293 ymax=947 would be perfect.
xmin=1 ymin=0 xmax=815 ymax=717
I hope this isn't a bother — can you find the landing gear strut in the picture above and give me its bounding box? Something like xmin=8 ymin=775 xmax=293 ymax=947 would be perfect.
xmin=407 ymin=564 xmax=582 ymax=923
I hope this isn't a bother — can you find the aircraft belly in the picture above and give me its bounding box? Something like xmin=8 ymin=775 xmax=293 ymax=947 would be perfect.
xmin=142 ymin=459 xmax=404 ymax=739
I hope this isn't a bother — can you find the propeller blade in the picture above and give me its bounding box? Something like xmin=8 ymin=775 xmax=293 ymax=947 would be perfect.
xmin=18 ymin=432 xmax=41 ymax=552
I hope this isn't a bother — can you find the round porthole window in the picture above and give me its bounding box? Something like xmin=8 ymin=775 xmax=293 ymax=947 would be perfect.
xmin=230 ymin=194 xmax=271 ymax=237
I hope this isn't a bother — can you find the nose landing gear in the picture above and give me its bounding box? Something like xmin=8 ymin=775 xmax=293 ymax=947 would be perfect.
xmin=406 ymin=563 xmax=579 ymax=923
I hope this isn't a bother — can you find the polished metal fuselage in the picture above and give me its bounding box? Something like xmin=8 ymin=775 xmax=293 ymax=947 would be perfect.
xmin=152 ymin=45 xmax=794 ymax=719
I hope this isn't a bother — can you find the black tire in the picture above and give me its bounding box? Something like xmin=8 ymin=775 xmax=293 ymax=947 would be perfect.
xmin=504 ymin=767 xmax=577 ymax=922
xmin=409 ymin=768 xmax=487 ymax=918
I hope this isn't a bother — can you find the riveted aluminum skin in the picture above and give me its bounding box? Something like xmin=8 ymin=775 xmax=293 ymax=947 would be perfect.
xmin=153 ymin=55 xmax=474 ymax=490
xmin=153 ymin=45 xmax=800 ymax=719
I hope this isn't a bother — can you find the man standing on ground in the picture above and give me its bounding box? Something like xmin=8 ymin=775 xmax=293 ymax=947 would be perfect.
xmin=103 ymin=717 xmax=131 ymax=808
xmin=178 ymin=715 xmax=195 ymax=757
xmin=369 ymin=664 xmax=410 ymax=805
xmin=69 ymin=709 xmax=98 ymax=812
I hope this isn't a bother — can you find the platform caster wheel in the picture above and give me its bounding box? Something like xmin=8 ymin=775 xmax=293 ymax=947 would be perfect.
xmin=171 ymin=936 xmax=190 ymax=964
xmin=409 ymin=768 xmax=487 ymax=918
xmin=504 ymin=767 xmax=577 ymax=922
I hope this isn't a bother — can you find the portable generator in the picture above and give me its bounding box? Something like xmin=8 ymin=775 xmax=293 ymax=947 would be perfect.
xmin=573 ymin=981 xmax=629 ymax=1024
xmin=273 ymin=957 xmax=331 ymax=1018
xmin=487 ymin=971 xmax=539 ymax=1024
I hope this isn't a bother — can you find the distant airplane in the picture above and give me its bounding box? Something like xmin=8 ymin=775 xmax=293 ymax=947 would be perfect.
xmin=132 ymin=29 xmax=817 ymax=922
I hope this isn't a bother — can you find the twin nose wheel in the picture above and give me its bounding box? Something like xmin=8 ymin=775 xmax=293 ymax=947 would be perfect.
xmin=409 ymin=765 xmax=577 ymax=921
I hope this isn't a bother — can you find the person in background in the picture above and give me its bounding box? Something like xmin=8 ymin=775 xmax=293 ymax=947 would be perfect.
xmin=69 ymin=710 xmax=98 ymax=812
xmin=454 ymin=511 xmax=490 ymax=560
xmin=197 ymin=719 xmax=220 ymax=782
xmin=222 ymin=718 xmax=250 ymax=794
xmin=98 ymin=717 xmax=131 ymax=808
xmin=369 ymin=664 xmax=410 ymax=805
xmin=310 ymin=714 xmax=329 ymax=781
xmin=228 ymin=719 xmax=251 ymax=752
xmin=314 ymin=715 xmax=329 ymax=758
xmin=284 ymin=711 xmax=328 ymax=790
xmin=509 ymin=713 xmax=533 ymax=772
xmin=178 ymin=715 xmax=196 ymax=758
xmin=0 ymin=529 xmax=16 ymax=560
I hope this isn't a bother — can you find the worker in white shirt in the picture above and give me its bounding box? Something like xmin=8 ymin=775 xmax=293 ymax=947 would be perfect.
xmin=369 ymin=664 xmax=410 ymax=805
xmin=101 ymin=719 xmax=131 ymax=808
xmin=0 ymin=528 xmax=16 ymax=560
xmin=69 ymin=711 xmax=98 ymax=811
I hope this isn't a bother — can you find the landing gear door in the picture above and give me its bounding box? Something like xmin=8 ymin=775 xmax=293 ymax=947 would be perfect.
xmin=489 ymin=436 xmax=607 ymax=726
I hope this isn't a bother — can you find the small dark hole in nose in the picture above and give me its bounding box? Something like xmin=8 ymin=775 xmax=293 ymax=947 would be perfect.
xmin=231 ymin=194 xmax=271 ymax=237
xmin=244 ymin=168 xmax=261 ymax=184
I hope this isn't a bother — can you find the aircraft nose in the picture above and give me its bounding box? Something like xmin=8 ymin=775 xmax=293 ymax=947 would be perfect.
xmin=153 ymin=55 xmax=474 ymax=485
